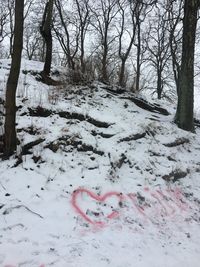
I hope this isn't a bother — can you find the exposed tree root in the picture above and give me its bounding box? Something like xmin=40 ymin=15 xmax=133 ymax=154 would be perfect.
xmin=58 ymin=111 xmax=113 ymax=128
xmin=162 ymin=170 xmax=188 ymax=182
xmin=91 ymin=130 xmax=115 ymax=138
xmin=22 ymin=70 xmax=62 ymax=86
xmin=101 ymin=85 xmax=126 ymax=95
xmin=118 ymin=132 xmax=146 ymax=143
xmin=25 ymin=107 xmax=113 ymax=129
xmin=28 ymin=107 xmax=53 ymax=117
xmin=38 ymin=72 xmax=62 ymax=86
xmin=45 ymin=135 xmax=104 ymax=156
xmin=194 ymin=118 xmax=200 ymax=128
xmin=76 ymin=142 xmax=104 ymax=156
xmin=121 ymin=96 xmax=170 ymax=116
xmin=163 ymin=137 xmax=189 ymax=147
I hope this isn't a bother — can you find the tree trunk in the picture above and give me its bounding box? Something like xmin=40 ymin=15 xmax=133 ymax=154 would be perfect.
xmin=101 ymin=33 xmax=109 ymax=83
xmin=157 ymin=71 xmax=162 ymax=99
xmin=175 ymin=0 xmax=199 ymax=131
xmin=43 ymin=34 xmax=52 ymax=76
xmin=80 ymin=31 xmax=86 ymax=74
xmin=4 ymin=0 xmax=24 ymax=157
xmin=135 ymin=23 xmax=141 ymax=92
xmin=119 ymin=59 xmax=126 ymax=88
xmin=101 ymin=49 xmax=108 ymax=83
xmin=40 ymin=0 xmax=54 ymax=77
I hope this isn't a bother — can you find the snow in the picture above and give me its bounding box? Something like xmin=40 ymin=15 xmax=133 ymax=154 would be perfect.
xmin=0 ymin=59 xmax=200 ymax=267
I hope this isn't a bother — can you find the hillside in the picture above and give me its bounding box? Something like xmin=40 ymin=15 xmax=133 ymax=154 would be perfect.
xmin=0 ymin=60 xmax=200 ymax=267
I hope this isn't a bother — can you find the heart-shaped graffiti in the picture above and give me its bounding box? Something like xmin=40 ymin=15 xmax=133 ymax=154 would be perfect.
xmin=71 ymin=188 xmax=124 ymax=225
xmin=71 ymin=187 xmax=191 ymax=227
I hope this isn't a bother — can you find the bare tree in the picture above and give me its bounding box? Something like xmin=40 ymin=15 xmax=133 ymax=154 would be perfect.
xmin=146 ymin=3 xmax=170 ymax=99
xmin=90 ymin=0 xmax=119 ymax=83
xmin=134 ymin=0 xmax=156 ymax=92
xmin=116 ymin=0 xmax=155 ymax=88
xmin=74 ymin=0 xmax=90 ymax=74
xmin=0 ymin=1 xmax=10 ymax=45
xmin=7 ymin=0 xmax=15 ymax=56
xmin=4 ymin=0 xmax=24 ymax=156
xmin=23 ymin=1 xmax=45 ymax=60
xmin=167 ymin=0 xmax=183 ymax=95
xmin=117 ymin=0 xmax=137 ymax=88
xmin=54 ymin=0 xmax=79 ymax=70
xmin=24 ymin=22 xmax=44 ymax=60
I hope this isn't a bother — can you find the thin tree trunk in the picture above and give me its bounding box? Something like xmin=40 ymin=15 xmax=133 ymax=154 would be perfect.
xmin=40 ymin=0 xmax=54 ymax=77
xmin=157 ymin=71 xmax=162 ymax=99
xmin=135 ymin=23 xmax=141 ymax=92
xmin=119 ymin=59 xmax=126 ymax=88
xmin=4 ymin=0 xmax=24 ymax=157
xmin=80 ymin=33 xmax=85 ymax=74
xmin=101 ymin=44 xmax=108 ymax=83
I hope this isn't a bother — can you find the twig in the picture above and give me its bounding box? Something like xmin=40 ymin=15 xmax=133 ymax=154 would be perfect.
xmin=2 ymin=205 xmax=44 ymax=219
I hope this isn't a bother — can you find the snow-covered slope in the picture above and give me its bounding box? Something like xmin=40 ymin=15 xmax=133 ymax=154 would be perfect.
xmin=0 ymin=60 xmax=200 ymax=267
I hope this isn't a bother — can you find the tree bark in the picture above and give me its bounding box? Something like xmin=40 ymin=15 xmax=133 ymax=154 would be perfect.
xmin=175 ymin=0 xmax=200 ymax=131
xmin=101 ymin=39 xmax=109 ymax=83
xmin=4 ymin=0 xmax=24 ymax=157
xmin=157 ymin=71 xmax=162 ymax=99
xmin=119 ymin=59 xmax=126 ymax=88
xmin=40 ymin=0 xmax=54 ymax=77
xmin=135 ymin=23 xmax=141 ymax=92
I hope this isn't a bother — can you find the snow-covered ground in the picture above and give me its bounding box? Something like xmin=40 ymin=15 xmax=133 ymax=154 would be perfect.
xmin=0 ymin=60 xmax=200 ymax=267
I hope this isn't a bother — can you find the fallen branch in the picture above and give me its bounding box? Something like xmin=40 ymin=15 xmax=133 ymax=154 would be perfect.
xmin=2 ymin=205 xmax=43 ymax=219
xmin=2 ymin=223 xmax=24 ymax=231
xmin=0 ymin=203 xmax=5 ymax=209
xmin=22 ymin=138 xmax=45 ymax=155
